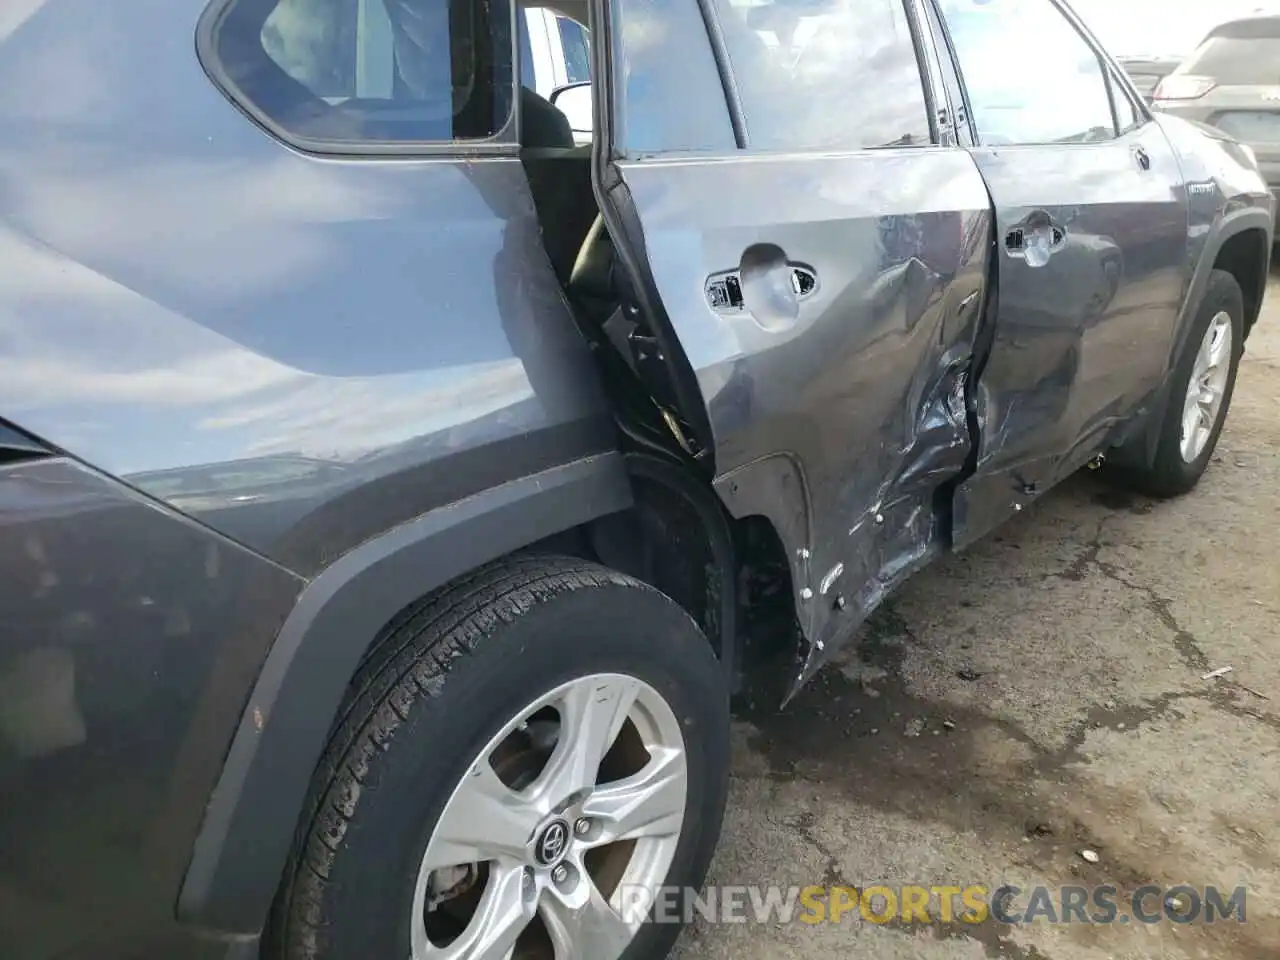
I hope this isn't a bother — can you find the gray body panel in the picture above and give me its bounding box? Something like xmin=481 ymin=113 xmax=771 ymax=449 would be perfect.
xmin=0 ymin=0 xmax=1273 ymax=956
xmin=1150 ymin=114 xmax=1275 ymax=357
xmin=619 ymin=150 xmax=992 ymax=686
xmin=0 ymin=457 xmax=304 ymax=958
xmin=1158 ymin=93 xmax=1280 ymax=231
xmin=0 ymin=0 xmax=626 ymax=953
xmin=0 ymin=0 xmax=617 ymax=577
xmin=610 ymin=8 xmax=1271 ymax=688
xmin=953 ymin=123 xmax=1191 ymax=546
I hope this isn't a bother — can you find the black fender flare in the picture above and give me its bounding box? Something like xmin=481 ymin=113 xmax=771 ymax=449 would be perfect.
xmin=1117 ymin=206 xmax=1272 ymax=467
xmin=592 ymin=453 xmax=740 ymax=686
xmin=177 ymin=453 xmax=633 ymax=934
xmin=1175 ymin=207 xmax=1271 ymax=361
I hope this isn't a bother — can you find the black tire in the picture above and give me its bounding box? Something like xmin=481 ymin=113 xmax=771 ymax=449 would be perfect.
xmin=268 ymin=555 xmax=730 ymax=960
xmin=1110 ymin=269 xmax=1244 ymax=498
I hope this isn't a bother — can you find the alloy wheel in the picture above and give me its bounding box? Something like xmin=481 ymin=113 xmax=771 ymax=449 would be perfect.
xmin=1179 ymin=310 xmax=1233 ymax=463
xmin=410 ymin=673 xmax=687 ymax=960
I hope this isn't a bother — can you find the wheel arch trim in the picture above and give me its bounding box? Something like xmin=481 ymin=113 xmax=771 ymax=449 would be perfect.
xmin=177 ymin=453 xmax=633 ymax=934
xmin=1118 ymin=206 xmax=1271 ymax=468
xmin=1179 ymin=207 xmax=1271 ymax=364
xmin=624 ymin=453 xmax=739 ymax=684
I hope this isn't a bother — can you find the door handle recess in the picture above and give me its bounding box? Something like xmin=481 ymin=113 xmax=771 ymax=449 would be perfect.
xmin=705 ymin=245 xmax=818 ymax=333
xmin=706 ymin=264 xmax=818 ymax=311
xmin=1004 ymin=214 xmax=1066 ymax=267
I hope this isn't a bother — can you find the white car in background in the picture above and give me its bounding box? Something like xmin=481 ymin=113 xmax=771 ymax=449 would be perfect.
xmin=521 ymin=5 xmax=590 ymax=99
xmin=521 ymin=4 xmax=593 ymax=143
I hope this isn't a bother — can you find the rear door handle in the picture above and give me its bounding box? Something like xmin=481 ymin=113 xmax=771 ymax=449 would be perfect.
xmin=1133 ymin=145 xmax=1151 ymax=171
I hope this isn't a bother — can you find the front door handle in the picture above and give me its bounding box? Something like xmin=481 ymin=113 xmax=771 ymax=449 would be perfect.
xmin=1004 ymin=213 xmax=1066 ymax=267
xmin=1133 ymin=144 xmax=1151 ymax=171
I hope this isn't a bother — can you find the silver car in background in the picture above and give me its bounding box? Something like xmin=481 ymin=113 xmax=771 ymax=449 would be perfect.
xmin=1154 ymin=16 xmax=1280 ymax=228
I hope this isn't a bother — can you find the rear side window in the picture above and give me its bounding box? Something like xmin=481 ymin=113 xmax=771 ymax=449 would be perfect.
xmin=711 ymin=0 xmax=932 ymax=150
xmin=1180 ymin=34 xmax=1280 ymax=86
xmin=206 ymin=0 xmax=514 ymax=147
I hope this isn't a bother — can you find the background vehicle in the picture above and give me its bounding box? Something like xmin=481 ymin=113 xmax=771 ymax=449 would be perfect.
xmin=519 ymin=5 xmax=591 ymax=102
xmin=1117 ymin=55 xmax=1185 ymax=102
xmin=1071 ymin=0 xmax=1278 ymax=101
xmin=0 ymin=1 xmax=1271 ymax=959
xmin=1153 ymin=15 xmax=1280 ymax=227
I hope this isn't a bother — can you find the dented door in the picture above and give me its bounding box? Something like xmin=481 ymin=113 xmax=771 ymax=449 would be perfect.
xmin=939 ymin=0 xmax=1190 ymax=545
xmin=604 ymin=0 xmax=993 ymax=684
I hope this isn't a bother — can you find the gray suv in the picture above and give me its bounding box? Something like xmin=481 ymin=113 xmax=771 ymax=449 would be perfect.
xmin=0 ymin=1 xmax=1271 ymax=959
xmin=1153 ymin=15 xmax=1280 ymax=228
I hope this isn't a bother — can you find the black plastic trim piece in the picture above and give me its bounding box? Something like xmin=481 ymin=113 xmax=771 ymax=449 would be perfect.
xmin=923 ymin=0 xmax=980 ymax=147
xmin=1125 ymin=209 xmax=1273 ymax=468
xmin=178 ymin=453 xmax=633 ymax=933
xmin=625 ymin=453 xmax=738 ymax=686
xmin=589 ymin=0 xmax=719 ymax=469
xmin=900 ymin=0 xmax=944 ymax=146
xmin=693 ymin=0 xmax=750 ymax=149
xmin=0 ymin=421 xmax=51 ymax=462
xmin=1106 ymin=208 xmax=1271 ymax=473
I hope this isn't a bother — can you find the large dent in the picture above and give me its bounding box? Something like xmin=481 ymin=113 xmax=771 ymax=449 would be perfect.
xmin=786 ymin=262 xmax=988 ymax=696
xmin=620 ymin=149 xmax=994 ymax=702
xmin=953 ymin=132 xmax=1193 ymax=551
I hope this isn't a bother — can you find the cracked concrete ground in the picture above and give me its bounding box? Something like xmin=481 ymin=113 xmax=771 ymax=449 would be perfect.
xmin=674 ymin=272 xmax=1280 ymax=960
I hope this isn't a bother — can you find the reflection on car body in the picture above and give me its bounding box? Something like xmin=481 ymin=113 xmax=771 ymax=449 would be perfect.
xmin=0 ymin=1 xmax=1272 ymax=958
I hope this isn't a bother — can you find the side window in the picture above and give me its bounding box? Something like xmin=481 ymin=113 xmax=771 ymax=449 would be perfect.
xmin=939 ymin=0 xmax=1115 ymax=146
xmin=710 ymin=0 xmax=932 ymax=150
xmin=209 ymin=0 xmax=514 ymax=146
xmin=556 ymin=15 xmax=591 ymax=84
xmin=613 ymin=0 xmax=737 ymax=154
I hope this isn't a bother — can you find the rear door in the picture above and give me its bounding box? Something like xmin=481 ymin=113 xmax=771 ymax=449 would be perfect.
xmin=599 ymin=0 xmax=994 ymax=670
xmin=935 ymin=0 xmax=1189 ymax=546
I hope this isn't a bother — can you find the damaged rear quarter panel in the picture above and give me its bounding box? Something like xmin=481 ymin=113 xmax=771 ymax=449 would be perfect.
xmin=618 ymin=149 xmax=992 ymax=692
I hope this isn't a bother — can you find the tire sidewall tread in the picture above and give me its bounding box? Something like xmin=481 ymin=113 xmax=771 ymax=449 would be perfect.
xmin=271 ymin=557 xmax=730 ymax=960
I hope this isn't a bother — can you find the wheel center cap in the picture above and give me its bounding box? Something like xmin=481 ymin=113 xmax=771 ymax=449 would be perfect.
xmin=533 ymin=819 xmax=571 ymax=866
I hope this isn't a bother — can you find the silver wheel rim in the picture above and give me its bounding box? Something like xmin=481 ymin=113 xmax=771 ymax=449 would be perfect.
xmin=410 ymin=673 xmax=687 ymax=960
xmin=1180 ymin=310 xmax=1233 ymax=463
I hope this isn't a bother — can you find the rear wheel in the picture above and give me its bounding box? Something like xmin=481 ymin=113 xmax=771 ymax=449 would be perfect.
xmin=1110 ymin=269 xmax=1244 ymax=498
xmin=269 ymin=556 xmax=730 ymax=960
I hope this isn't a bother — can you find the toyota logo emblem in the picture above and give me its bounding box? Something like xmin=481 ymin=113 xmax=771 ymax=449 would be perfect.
xmin=535 ymin=820 xmax=570 ymax=865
